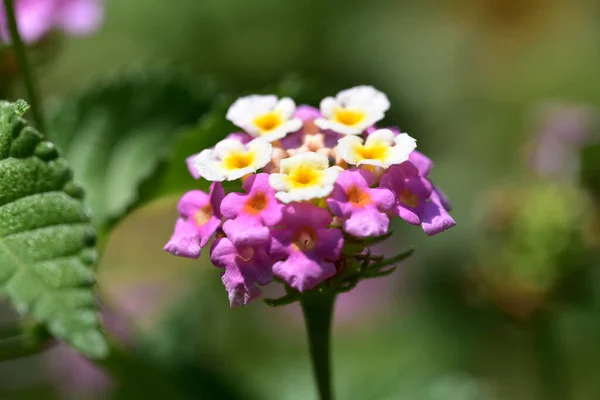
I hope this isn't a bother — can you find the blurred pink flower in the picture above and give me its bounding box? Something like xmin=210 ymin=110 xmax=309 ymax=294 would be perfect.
xmin=0 ymin=0 xmax=103 ymax=44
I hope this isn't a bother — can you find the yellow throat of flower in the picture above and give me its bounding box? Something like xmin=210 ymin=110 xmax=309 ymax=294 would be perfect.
xmin=222 ymin=151 xmax=256 ymax=171
xmin=254 ymin=112 xmax=283 ymax=133
xmin=334 ymin=108 xmax=365 ymax=126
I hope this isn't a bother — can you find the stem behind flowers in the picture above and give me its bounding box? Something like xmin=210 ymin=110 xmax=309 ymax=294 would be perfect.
xmin=2 ymin=0 xmax=45 ymax=132
xmin=301 ymin=290 xmax=336 ymax=400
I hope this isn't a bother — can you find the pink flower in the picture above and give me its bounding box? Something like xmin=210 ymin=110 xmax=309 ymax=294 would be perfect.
xmin=220 ymin=173 xmax=284 ymax=246
xmin=327 ymin=169 xmax=395 ymax=238
xmin=0 ymin=0 xmax=103 ymax=44
xmin=270 ymin=203 xmax=344 ymax=292
xmin=210 ymin=237 xmax=274 ymax=307
xmin=380 ymin=152 xmax=455 ymax=236
xmin=163 ymin=182 xmax=224 ymax=258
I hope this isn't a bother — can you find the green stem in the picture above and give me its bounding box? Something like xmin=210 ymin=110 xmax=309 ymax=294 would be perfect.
xmin=532 ymin=311 xmax=569 ymax=400
xmin=2 ymin=0 xmax=45 ymax=132
xmin=0 ymin=322 xmax=50 ymax=362
xmin=300 ymin=290 xmax=336 ymax=400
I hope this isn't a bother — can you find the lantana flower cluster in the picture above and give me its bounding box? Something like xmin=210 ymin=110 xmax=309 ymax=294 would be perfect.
xmin=0 ymin=0 xmax=103 ymax=44
xmin=165 ymin=86 xmax=455 ymax=306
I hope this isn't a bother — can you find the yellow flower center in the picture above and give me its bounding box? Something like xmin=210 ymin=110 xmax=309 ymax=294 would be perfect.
xmin=334 ymin=108 xmax=365 ymax=126
xmin=193 ymin=204 xmax=214 ymax=226
xmin=222 ymin=151 xmax=255 ymax=171
xmin=254 ymin=112 xmax=283 ymax=133
xmin=398 ymin=189 xmax=420 ymax=208
xmin=353 ymin=142 xmax=390 ymax=162
xmin=292 ymin=227 xmax=317 ymax=251
xmin=287 ymin=167 xmax=323 ymax=189
xmin=346 ymin=185 xmax=372 ymax=207
xmin=243 ymin=192 xmax=268 ymax=215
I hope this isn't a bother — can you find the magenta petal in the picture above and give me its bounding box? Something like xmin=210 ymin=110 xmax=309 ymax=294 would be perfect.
xmin=421 ymin=199 xmax=456 ymax=236
xmin=220 ymin=191 xmax=245 ymax=219
xmin=210 ymin=238 xmax=274 ymax=307
xmin=433 ymin=186 xmax=452 ymax=212
xmin=177 ymin=190 xmax=210 ymax=218
xmin=409 ymin=151 xmax=434 ymax=177
xmin=273 ymin=252 xmax=337 ymax=292
xmin=295 ymin=105 xmax=321 ymax=121
xmin=344 ymin=208 xmax=390 ymax=238
xmin=370 ymin=188 xmax=396 ymax=211
xmin=223 ymin=217 xmax=271 ymax=246
xmin=163 ymin=219 xmax=202 ymax=258
xmin=314 ymin=227 xmax=344 ymax=261
xmin=12 ymin=0 xmax=57 ymax=43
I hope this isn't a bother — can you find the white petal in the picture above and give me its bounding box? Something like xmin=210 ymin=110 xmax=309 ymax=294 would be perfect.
xmin=336 ymin=135 xmax=363 ymax=165
xmin=357 ymin=159 xmax=386 ymax=168
xmin=279 ymin=151 xmax=329 ymax=174
xmin=275 ymin=97 xmax=296 ymax=119
xmin=214 ymin=138 xmax=247 ymax=158
xmin=193 ymin=150 xmax=226 ymax=181
xmin=314 ymin=118 xmax=363 ymax=135
xmin=247 ymin=139 xmax=274 ymax=169
xmin=384 ymin=133 xmax=417 ymax=168
xmin=226 ymin=166 xmax=257 ymax=181
xmin=320 ymin=97 xmax=338 ymax=118
xmin=365 ymin=128 xmax=396 ymax=146
xmin=322 ymin=167 xmax=340 ymax=186
xmin=269 ymin=173 xmax=292 ymax=192
xmin=337 ymin=85 xmax=390 ymax=112
xmin=226 ymin=94 xmax=278 ymax=127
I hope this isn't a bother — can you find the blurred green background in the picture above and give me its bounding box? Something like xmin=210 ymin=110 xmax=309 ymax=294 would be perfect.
xmin=2 ymin=0 xmax=600 ymax=399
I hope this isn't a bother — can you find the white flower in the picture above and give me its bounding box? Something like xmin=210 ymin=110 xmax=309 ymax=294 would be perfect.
xmin=269 ymin=152 xmax=340 ymax=204
xmin=315 ymin=86 xmax=390 ymax=135
xmin=337 ymin=129 xmax=416 ymax=169
xmin=194 ymin=138 xmax=273 ymax=181
xmin=226 ymin=95 xmax=302 ymax=142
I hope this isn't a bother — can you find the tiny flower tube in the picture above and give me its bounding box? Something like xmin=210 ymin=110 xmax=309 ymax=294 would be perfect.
xmin=315 ymin=86 xmax=390 ymax=135
xmin=337 ymin=128 xmax=416 ymax=169
xmin=226 ymin=94 xmax=302 ymax=142
xmin=164 ymin=182 xmax=224 ymax=258
xmin=270 ymin=203 xmax=344 ymax=292
xmin=221 ymin=173 xmax=284 ymax=246
xmin=269 ymin=152 xmax=340 ymax=204
xmin=210 ymin=237 xmax=275 ymax=307
xmin=194 ymin=137 xmax=273 ymax=181
xmin=327 ymin=169 xmax=396 ymax=238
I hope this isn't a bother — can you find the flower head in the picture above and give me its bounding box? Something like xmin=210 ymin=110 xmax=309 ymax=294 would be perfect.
xmin=221 ymin=173 xmax=284 ymax=246
xmin=226 ymin=95 xmax=302 ymax=143
xmin=269 ymin=152 xmax=340 ymax=203
xmin=194 ymin=137 xmax=272 ymax=181
xmin=165 ymin=85 xmax=455 ymax=307
xmin=164 ymin=183 xmax=224 ymax=258
xmin=327 ymin=169 xmax=395 ymax=238
xmin=0 ymin=0 xmax=103 ymax=44
xmin=270 ymin=203 xmax=344 ymax=292
xmin=211 ymin=237 xmax=274 ymax=307
xmin=315 ymin=86 xmax=390 ymax=135
xmin=337 ymin=128 xmax=416 ymax=168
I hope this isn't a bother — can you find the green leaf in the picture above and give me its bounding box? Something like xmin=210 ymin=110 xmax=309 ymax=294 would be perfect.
xmin=0 ymin=101 xmax=106 ymax=358
xmin=46 ymin=66 xmax=219 ymax=232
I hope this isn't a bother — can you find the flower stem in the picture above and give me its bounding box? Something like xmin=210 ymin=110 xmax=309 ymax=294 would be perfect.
xmin=532 ymin=310 xmax=569 ymax=400
xmin=2 ymin=0 xmax=45 ymax=132
xmin=300 ymin=290 xmax=336 ymax=400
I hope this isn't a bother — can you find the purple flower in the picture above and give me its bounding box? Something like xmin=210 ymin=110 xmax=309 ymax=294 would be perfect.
xmin=163 ymin=182 xmax=224 ymax=258
xmin=0 ymin=0 xmax=103 ymax=44
xmin=220 ymin=173 xmax=283 ymax=246
xmin=381 ymin=153 xmax=455 ymax=235
xmin=327 ymin=169 xmax=395 ymax=238
xmin=270 ymin=203 xmax=344 ymax=292
xmin=185 ymin=132 xmax=252 ymax=179
xmin=210 ymin=237 xmax=274 ymax=307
